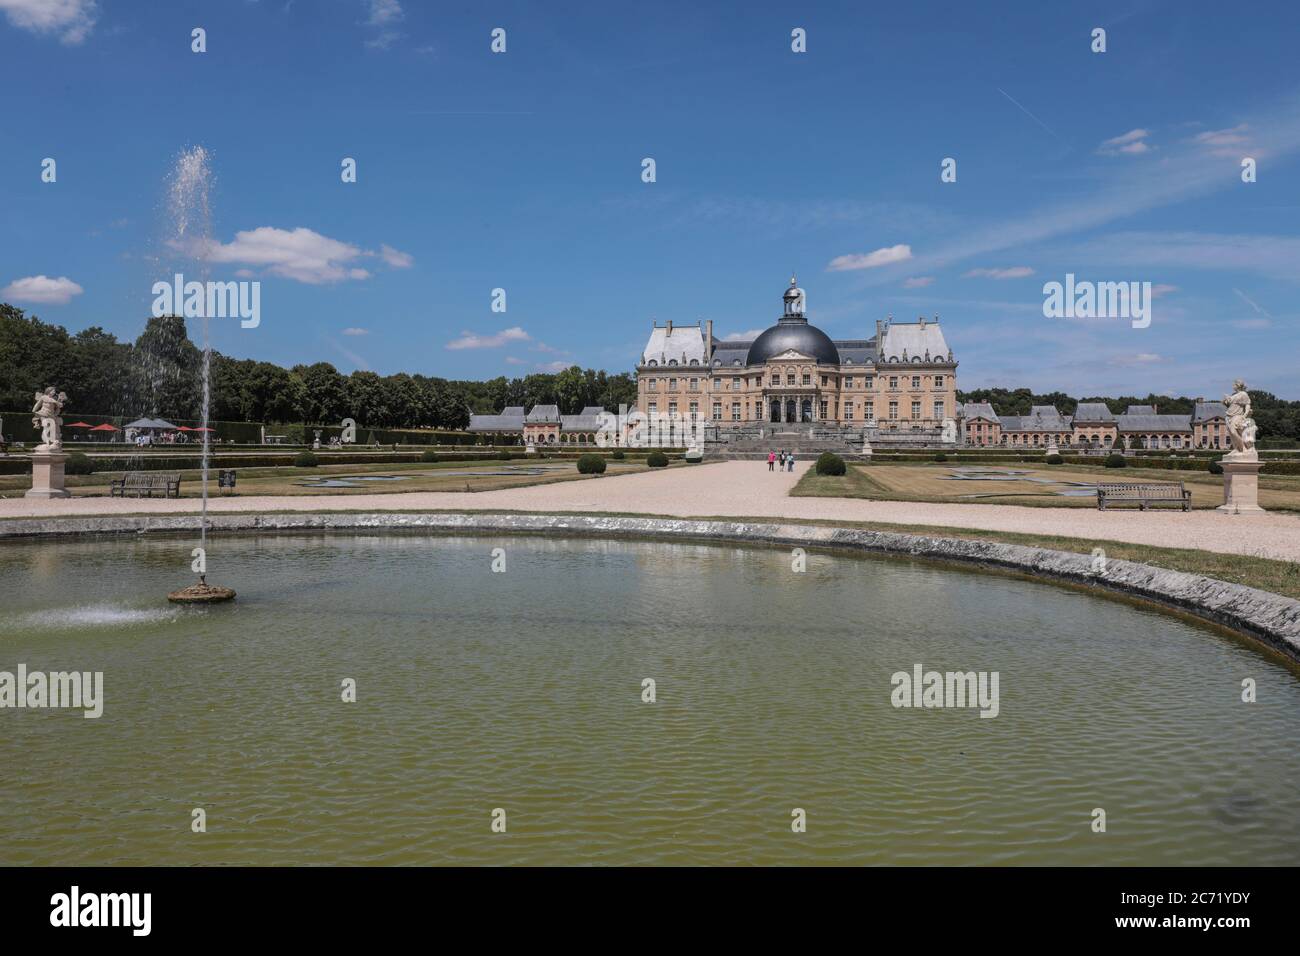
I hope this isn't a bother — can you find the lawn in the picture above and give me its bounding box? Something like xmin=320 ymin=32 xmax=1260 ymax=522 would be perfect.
xmin=792 ymin=462 xmax=1300 ymax=513
xmin=0 ymin=457 xmax=655 ymax=498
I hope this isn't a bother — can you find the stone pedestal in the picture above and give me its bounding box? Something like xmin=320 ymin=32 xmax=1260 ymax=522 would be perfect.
xmin=27 ymin=450 xmax=71 ymax=499
xmin=1217 ymin=458 xmax=1265 ymax=513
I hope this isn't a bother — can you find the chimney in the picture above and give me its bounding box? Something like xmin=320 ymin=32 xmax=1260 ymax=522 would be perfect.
xmin=666 ymin=319 xmax=673 ymax=334
xmin=705 ymin=319 xmax=713 ymax=359
xmin=875 ymin=319 xmax=883 ymax=340
xmin=919 ymin=316 xmax=926 ymax=330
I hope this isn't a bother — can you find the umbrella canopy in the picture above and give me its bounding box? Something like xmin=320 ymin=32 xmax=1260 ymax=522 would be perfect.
xmin=68 ymin=422 xmax=93 ymax=428
xmin=193 ymin=426 xmax=215 ymax=432
xmin=124 ymin=418 xmax=178 ymax=429
xmin=177 ymin=425 xmax=195 ymax=431
xmin=89 ymin=423 xmax=119 ymax=432
xmin=152 ymin=419 xmax=178 ymax=430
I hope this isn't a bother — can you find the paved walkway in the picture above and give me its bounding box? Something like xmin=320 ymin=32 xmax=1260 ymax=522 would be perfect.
xmin=2 ymin=461 xmax=1297 ymax=560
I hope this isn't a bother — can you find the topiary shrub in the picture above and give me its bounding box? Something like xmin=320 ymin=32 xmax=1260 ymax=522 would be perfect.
xmin=1045 ymin=453 xmax=1063 ymax=465
xmin=647 ymin=450 xmax=669 ymax=468
xmin=1208 ymin=459 xmax=1223 ymax=475
xmin=294 ymin=450 xmax=319 ymax=467
xmin=420 ymin=449 xmax=439 ymax=463
xmin=64 ymin=452 xmax=95 ymax=475
xmin=933 ymin=452 xmax=947 ymax=462
xmin=815 ymin=452 xmax=846 ymax=476
xmin=577 ymin=453 xmax=606 ymax=475
xmin=611 ymin=449 xmax=625 ymax=460
xmin=1104 ymin=453 xmax=1127 ymax=469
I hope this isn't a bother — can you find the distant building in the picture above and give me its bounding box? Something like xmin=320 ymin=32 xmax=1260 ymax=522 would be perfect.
xmin=960 ymin=402 xmax=1001 ymax=446
xmin=635 ymin=276 xmax=958 ymax=430
xmin=998 ymin=405 xmax=1072 ymax=448
xmin=466 ymin=404 xmax=607 ymax=445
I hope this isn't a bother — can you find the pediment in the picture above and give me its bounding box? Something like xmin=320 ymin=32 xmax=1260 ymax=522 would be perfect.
xmin=768 ymin=349 xmax=814 ymax=362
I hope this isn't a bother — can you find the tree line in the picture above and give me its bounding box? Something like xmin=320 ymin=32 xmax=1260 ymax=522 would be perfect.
xmin=957 ymin=386 xmax=1300 ymax=441
xmin=0 ymin=304 xmax=639 ymax=430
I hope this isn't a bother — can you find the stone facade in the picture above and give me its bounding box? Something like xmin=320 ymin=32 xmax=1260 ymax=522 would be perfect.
xmin=635 ymin=277 xmax=958 ymax=434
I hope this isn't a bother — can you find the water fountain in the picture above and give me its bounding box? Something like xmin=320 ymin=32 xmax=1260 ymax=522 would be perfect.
xmin=160 ymin=146 xmax=234 ymax=604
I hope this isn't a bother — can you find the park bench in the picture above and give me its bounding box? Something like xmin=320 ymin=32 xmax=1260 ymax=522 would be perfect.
xmin=110 ymin=472 xmax=182 ymax=499
xmin=1096 ymin=481 xmax=1191 ymax=512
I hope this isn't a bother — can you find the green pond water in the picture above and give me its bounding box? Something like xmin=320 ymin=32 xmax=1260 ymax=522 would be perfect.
xmin=1 ymin=533 xmax=1297 ymax=866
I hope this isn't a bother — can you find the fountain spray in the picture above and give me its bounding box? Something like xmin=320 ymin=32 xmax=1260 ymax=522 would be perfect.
xmin=165 ymin=146 xmax=234 ymax=604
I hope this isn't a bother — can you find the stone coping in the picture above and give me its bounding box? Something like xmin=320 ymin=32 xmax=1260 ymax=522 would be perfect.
xmin=2 ymin=511 xmax=1297 ymax=661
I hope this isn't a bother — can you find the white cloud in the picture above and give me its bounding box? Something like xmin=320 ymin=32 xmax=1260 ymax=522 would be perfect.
xmin=1190 ymin=123 xmax=1252 ymax=157
xmin=535 ymin=360 xmax=569 ymax=373
xmin=902 ymin=276 xmax=935 ymax=288
xmin=379 ymin=244 xmax=413 ymax=268
xmin=962 ymin=266 xmax=1034 ymax=279
xmin=0 ymin=0 xmax=97 ymax=45
xmin=1151 ymin=284 xmax=1178 ymax=298
xmin=720 ymin=328 xmax=766 ymax=341
xmin=1109 ymin=352 xmax=1166 ymax=367
xmin=193 ymin=226 xmax=401 ymax=284
xmin=1098 ymin=128 xmax=1152 ymax=155
xmin=363 ymin=0 xmax=402 ymax=48
xmin=505 ymin=356 xmax=526 ymax=365
xmin=342 ymin=327 xmax=369 ymax=336
xmin=826 ymin=244 xmax=912 ymax=272
xmin=366 ymin=0 xmax=402 ymax=26
xmin=446 ymin=327 xmax=531 ymax=350
xmin=1 ymin=274 xmax=84 ymax=304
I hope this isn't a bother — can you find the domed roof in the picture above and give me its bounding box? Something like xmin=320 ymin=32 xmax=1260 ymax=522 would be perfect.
xmin=746 ymin=320 xmax=840 ymax=365
xmin=745 ymin=275 xmax=839 ymax=365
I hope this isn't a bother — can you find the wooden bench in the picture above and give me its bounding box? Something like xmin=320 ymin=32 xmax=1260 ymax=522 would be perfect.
xmin=1096 ymin=482 xmax=1191 ymax=511
xmin=110 ymin=472 xmax=182 ymax=498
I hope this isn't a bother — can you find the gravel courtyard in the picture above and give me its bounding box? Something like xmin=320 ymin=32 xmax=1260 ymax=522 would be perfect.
xmin=3 ymin=460 xmax=1298 ymax=562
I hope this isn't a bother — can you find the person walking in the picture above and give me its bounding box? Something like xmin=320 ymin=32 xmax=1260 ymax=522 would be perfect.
xmin=768 ymin=450 xmax=775 ymax=472
xmin=787 ymin=453 xmax=795 ymax=472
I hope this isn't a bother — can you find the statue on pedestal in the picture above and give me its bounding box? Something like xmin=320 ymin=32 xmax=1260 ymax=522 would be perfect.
xmin=1223 ymin=379 xmax=1258 ymax=461
xmin=31 ymin=387 xmax=68 ymax=451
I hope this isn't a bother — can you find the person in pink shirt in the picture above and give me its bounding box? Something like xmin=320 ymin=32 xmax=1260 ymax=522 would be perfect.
xmin=768 ymin=451 xmax=776 ymax=472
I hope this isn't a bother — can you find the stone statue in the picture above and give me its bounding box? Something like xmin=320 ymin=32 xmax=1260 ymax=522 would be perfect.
xmin=31 ymin=387 xmax=68 ymax=451
xmin=1223 ymin=379 xmax=1258 ymax=460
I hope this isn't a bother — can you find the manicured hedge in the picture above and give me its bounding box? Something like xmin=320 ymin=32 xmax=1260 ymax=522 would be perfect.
xmin=816 ymin=452 xmax=847 ymax=476
xmin=294 ymin=450 xmax=319 ymax=467
xmin=577 ymin=454 xmax=606 ymax=475
xmin=1104 ymin=453 xmax=1127 ymax=468
xmin=647 ymin=450 xmax=669 ymax=468
xmin=63 ymin=452 xmax=96 ymax=475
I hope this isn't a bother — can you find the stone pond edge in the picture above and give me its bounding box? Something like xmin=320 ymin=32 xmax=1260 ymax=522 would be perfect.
xmin=3 ymin=511 xmax=1298 ymax=660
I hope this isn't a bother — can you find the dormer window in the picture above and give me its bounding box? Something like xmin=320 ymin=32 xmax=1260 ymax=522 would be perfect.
xmin=647 ymin=360 xmax=657 ymax=366
xmin=713 ymin=359 xmax=721 ymax=366
xmin=689 ymin=359 xmax=699 ymax=365
xmin=668 ymin=359 xmax=678 ymax=366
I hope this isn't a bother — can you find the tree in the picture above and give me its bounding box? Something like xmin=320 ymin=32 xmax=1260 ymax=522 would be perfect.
xmin=293 ymin=362 xmax=348 ymax=424
xmin=131 ymin=315 xmax=201 ymax=420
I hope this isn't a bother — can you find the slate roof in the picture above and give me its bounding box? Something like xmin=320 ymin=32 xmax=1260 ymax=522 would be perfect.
xmin=877 ymin=321 xmax=952 ymax=364
xmin=560 ymin=406 xmax=607 ymax=431
xmin=467 ymin=409 xmax=525 ymax=431
xmin=1192 ymin=401 xmax=1227 ymax=423
xmin=1072 ymin=402 xmax=1116 ymax=422
xmin=525 ymin=404 xmax=561 ymax=423
xmin=1002 ymin=406 xmax=1071 ymax=432
xmin=641 ymin=324 xmax=707 ymax=366
xmin=1117 ymin=414 xmax=1192 ymax=432
xmin=1125 ymin=405 xmax=1158 ymax=416
xmin=960 ymin=402 xmax=1001 ymax=423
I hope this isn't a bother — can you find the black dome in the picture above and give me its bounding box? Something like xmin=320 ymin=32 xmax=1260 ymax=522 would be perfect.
xmin=745 ymin=318 xmax=840 ymax=365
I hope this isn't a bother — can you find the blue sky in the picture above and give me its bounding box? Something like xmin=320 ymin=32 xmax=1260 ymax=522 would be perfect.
xmin=2 ymin=0 xmax=1298 ymax=398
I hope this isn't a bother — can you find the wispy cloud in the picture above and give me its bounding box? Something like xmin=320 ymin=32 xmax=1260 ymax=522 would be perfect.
xmin=1098 ymin=128 xmax=1152 ymax=155
xmin=446 ymin=327 xmax=531 ymax=350
xmin=826 ymin=244 xmax=912 ymax=272
xmin=902 ymin=276 xmax=934 ymax=288
xmin=379 ymin=244 xmax=413 ymax=268
xmin=0 ymin=0 xmax=97 ymax=45
xmin=363 ymin=0 xmax=402 ymax=49
xmin=1189 ymin=123 xmax=1253 ymax=157
xmin=1 ymin=274 xmax=84 ymax=304
xmin=342 ymin=327 xmax=369 ymax=336
xmin=182 ymin=227 xmax=409 ymax=284
xmin=962 ymin=266 xmax=1034 ymax=279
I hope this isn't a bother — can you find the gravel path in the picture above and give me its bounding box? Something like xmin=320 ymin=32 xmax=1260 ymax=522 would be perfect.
xmin=2 ymin=461 xmax=1297 ymax=561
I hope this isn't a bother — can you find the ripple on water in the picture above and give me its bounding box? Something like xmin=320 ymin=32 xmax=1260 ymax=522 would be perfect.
xmin=2 ymin=604 xmax=180 ymax=633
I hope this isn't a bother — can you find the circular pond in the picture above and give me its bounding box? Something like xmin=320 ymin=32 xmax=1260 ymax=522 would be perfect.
xmin=1 ymin=533 xmax=1297 ymax=865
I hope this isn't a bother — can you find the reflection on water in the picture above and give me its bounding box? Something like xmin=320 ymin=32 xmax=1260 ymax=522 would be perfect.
xmin=1 ymin=533 xmax=1298 ymax=865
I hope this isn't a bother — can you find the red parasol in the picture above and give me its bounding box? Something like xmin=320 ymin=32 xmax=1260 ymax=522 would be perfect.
xmin=89 ymin=423 xmax=119 ymax=432
xmin=177 ymin=425 xmax=195 ymax=431
xmin=68 ymin=421 xmax=93 ymax=428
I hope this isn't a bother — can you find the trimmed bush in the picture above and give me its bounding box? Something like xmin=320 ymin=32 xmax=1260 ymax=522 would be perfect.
xmin=420 ymin=449 xmax=439 ymax=463
xmin=1208 ymin=459 xmax=1224 ymax=475
xmin=815 ymin=452 xmax=847 ymax=476
xmin=647 ymin=450 xmax=669 ymax=468
xmin=64 ymin=452 xmax=96 ymax=475
xmin=1104 ymin=453 xmax=1127 ymax=468
xmin=611 ymin=449 xmax=625 ymax=460
xmin=933 ymin=452 xmax=947 ymax=462
xmin=577 ymin=453 xmax=606 ymax=474
xmin=1045 ymin=453 xmax=1063 ymax=465
xmin=294 ymin=450 xmax=319 ymax=467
